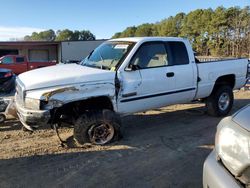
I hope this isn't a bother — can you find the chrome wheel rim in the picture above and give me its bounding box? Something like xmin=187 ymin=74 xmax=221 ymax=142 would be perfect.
xmin=88 ymin=123 xmax=115 ymax=145
xmin=218 ymin=92 xmax=230 ymax=111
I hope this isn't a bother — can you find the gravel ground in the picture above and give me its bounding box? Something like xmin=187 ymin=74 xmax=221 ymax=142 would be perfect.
xmin=0 ymin=90 xmax=249 ymax=188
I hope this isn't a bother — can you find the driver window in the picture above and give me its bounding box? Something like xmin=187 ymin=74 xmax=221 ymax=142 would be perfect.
xmin=2 ymin=57 xmax=14 ymax=64
xmin=130 ymin=43 xmax=168 ymax=69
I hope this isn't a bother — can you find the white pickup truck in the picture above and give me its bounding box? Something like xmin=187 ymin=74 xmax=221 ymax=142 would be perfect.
xmin=15 ymin=37 xmax=249 ymax=145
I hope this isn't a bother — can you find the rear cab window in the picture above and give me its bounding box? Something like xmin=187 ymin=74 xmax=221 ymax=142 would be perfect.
xmin=165 ymin=41 xmax=189 ymax=66
xmin=16 ymin=57 xmax=25 ymax=63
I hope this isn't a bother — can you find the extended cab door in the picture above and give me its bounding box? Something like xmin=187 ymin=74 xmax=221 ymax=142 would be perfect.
xmin=163 ymin=41 xmax=197 ymax=103
xmin=117 ymin=40 xmax=197 ymax=114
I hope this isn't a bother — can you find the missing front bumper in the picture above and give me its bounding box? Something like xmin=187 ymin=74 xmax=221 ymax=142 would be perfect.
xmin=16 ymin=102 xmax=51 ymax=130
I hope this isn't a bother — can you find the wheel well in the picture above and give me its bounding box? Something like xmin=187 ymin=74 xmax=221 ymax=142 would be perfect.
xmin=67 ymin=96 xmax=114 ymax=111
xmin=51 ymin=96 xmax=114 ymax=123
xmin=213 ymin=74 xmax=235 ymax=91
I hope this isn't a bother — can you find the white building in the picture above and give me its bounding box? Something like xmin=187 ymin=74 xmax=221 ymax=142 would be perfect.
xmin=0 ymin=40 xmax=107 ymax=63
xmin=60 ymin=40 xmax=106 ymax=63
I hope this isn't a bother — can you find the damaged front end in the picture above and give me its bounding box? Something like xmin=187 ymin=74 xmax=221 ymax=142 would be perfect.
xmin=15 ymin=81 xmax=116 ymax=131
xmin=15 ymin=87 xmax=76 ymax=131
xmin=16 ymin=102 xmax=51 ymax=131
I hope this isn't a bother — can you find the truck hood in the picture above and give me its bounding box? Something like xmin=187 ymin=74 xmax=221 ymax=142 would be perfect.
xmin=232 ymin=105 xmax=250 ymax=131
xmin=18 ymin=64 xmax=116 ymax=90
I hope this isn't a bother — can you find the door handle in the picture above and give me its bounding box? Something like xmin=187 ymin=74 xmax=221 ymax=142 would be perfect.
xmin=166 ymin=72 xmax=175 ymax=77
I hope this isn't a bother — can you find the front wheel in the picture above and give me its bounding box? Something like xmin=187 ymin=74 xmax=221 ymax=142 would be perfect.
xmin=206 ymin=85 xmax=234 ymax=117
xmin=74 ymin=110 xmax=121 ymax=145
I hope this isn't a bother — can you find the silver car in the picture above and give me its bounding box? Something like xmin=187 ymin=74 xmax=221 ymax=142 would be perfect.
xmin=203 ymin=104 xmax=250 ymax=188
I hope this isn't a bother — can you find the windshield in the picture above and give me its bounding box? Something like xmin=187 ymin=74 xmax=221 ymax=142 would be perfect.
xmin=81 ymin=41 xmax=135 ymax=70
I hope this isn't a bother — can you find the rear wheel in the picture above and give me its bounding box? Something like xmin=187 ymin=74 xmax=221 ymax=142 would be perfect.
xmin=206 ymin=85 xmax=234 ymax=117
xmin=74 ymin=110 xmax=121 ymax=145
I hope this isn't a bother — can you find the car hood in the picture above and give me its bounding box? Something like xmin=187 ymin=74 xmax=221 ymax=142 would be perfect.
xmin=18 ymin=64 xmax=116 ymax=90
xmin=232 ymin=105 xmax=250 ymax=131
xmin=0 ymin=68 xmax=11 ymax=73
xmin=0 ymin=68 xmax=12 ymax=79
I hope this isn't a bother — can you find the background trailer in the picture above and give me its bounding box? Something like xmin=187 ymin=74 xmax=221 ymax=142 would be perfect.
xmin=60 ymin=40 xmax=106 ymax=62
xmin=0 ymin=40 xmax=107 ymax=63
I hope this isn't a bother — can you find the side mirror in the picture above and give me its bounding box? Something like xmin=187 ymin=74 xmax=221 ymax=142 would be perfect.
xmin=126 ymin=64 xmax=139 ymax=71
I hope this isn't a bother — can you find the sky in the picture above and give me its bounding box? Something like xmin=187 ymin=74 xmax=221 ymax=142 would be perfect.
xmin=0 ymin=0 xmax=249 ymax=40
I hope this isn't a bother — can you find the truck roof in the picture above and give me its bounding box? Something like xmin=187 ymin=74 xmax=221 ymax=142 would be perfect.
xmin=109 ymin=37 xmax=187 ymax=43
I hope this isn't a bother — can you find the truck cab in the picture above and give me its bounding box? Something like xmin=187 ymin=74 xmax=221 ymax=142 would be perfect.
xmin=0 ymin=55 xmax=57 ymax=74
xmin=114 ymin=37 xmax=197 ymax=114
xmin=0 ymin=55 xmax=28 ymax=74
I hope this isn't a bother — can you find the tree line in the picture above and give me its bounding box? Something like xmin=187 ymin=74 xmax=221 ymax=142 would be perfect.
xmin=113 ymin=6 xmax=250 ymax=58
xmin=24 ymin=29 xmax=96 ymax=41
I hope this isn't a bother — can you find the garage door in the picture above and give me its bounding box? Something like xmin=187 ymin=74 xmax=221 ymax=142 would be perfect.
xmin=29 ymin=50 xmax=49 ymax=62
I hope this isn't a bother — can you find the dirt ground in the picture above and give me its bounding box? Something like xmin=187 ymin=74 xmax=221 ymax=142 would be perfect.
xmin=0 ymin=90 xmax=249 ymax=188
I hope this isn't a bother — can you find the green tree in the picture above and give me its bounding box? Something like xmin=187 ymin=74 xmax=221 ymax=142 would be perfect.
xmin=112 ymin=6 xmax=250 ymax=58
xmin=134 ymin=23 xmax=154 ymax=37
xmin=40 ymin=29 xmax=56 ymax=41
xmin=55 ymin=29 xmax=74 ymax=41
xmin=24 ymin=30 xmax=56 ymax=41
xmin=112 ymin=32 xmax=122 ymax=38
xmin=156 ymin=13 xmax=185 ymax=37
xmin=112 ymin=26 xmax=137 ymax=38
xmin=24 ymin=29 xmax=96 ymax=41
xmin=71 ymin=30 xmax=80 ymax=40
xmin=79 ymin=30 xmax=96 ymax=40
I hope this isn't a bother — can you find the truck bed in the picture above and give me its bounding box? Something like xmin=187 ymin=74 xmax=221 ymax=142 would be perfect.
xmin=195 ymin=58 xmax=249 ymax=99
